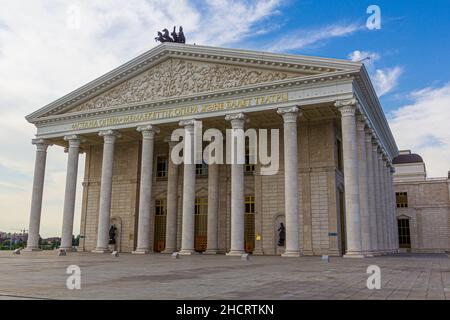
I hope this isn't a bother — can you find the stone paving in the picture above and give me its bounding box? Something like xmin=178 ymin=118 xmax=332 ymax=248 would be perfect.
xmin=0 ymin=251 xmax=449 ymax=300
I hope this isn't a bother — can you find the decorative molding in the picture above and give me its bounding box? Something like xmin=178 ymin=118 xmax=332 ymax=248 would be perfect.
xmin=335 ymin=98 xmax=359 ymax=117
xmin=225 ymin=112 xmax=246 ymax=129
xmin=137 ymin=124 xmax=160 ymax=138
xmin=30 ymin=69 xmax=356 ymax=127
xmin=277 ymin=106 xmax=300 ymax=123
xmin=32 ymin=138 xmax=52 ymax=151
xmin=179 ymin=119 xmax=196 ymax=127
xmin=26 ymin=42 xmax=360 ymax=122
xmin=68 ymin=58 xmax=299 ymax=114
xmin=98 ymin=129 xmax=121 ymax=143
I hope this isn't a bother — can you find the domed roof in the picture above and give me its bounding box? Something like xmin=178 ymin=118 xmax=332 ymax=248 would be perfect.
xmin=393 ymin=153 xmax=424 ymax=164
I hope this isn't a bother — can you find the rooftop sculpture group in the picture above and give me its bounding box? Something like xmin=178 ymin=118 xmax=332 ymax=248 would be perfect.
xmin=155 ymin=26 xmax=186 ymax=44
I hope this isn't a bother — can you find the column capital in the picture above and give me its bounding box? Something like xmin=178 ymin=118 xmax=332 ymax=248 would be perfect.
xmin=137 ymin=124 xmax=159 ymax=139
xmin=365 ymin=128 xmax=374 ymax=143
xmin=64 ymin=135 xmax=81 ymax=148
xmin=356 ymin=114 xmax=367 ymax=131
xmin=225 ymin=112 xmax=246 ymax=129
xmin=32 ymin=138 xmax=52 ymax=152
xmin=179 ymin=119 xmax=196 ymax=128
xmin=99 ymin=130 xmax=120 ymax=143
xmin=277 ymin=106 xmax=301 ymax=123
xmin=335 ymin=98 xmax=358 ymax=116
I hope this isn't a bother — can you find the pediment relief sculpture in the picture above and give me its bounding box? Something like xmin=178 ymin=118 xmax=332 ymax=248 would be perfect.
xmin=68 ymin=58 xmax=303 ymax=113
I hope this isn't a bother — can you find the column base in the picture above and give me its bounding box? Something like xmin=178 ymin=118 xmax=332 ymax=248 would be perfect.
xmin=179 ymin=249 xmax=196 ymax=255
xmin=226 ymin=250 xmax=245 ymax=256
xmin=281 ymin=250 xmax=301 ymax=258
xmin=161 ymin=248 xmax=176 ymax=254
xmin=23 ymin=247 xmax=42 ymax=252
xmin=343 ymin=252 xmax=366 ymax=258
xmin=92 ymin=248 xmax=111 ymax=254
xmin=58 ymin=247 xmax=76 ymax=252
xmin=132 ymin=249 xmax=152 ymax=255
xmin=301 ymin=250 xmax=314 ymax=256
xmin=204 ymin=249 xmax=218 ymax=255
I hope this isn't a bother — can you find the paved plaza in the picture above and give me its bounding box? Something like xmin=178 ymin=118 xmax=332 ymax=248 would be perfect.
xmin=0 ymin=251 xmax=449 ymax=300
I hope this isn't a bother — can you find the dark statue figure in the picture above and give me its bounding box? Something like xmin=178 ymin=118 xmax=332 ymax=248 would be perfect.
xmin=171 ymin=26 xmax=179 ymax=42
xmin=109 ymin=225 xmax=117 ymax=245
xmin=277 ymin=222 xmax=286 ymax=247
xmin=155 ymin=26 xmax=186 ymax=44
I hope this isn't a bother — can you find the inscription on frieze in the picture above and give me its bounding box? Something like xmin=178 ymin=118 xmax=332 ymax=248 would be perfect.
xmin=69 ymin=59 xmax=300 ymax=113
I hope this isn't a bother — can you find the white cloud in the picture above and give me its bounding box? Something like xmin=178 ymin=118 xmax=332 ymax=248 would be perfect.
xmin=348 ymin=50 xmax=402 ymax=97
xmin=0 ymin=0 xmax=281 ymax=237
xmin=348 ymin=50 xmax=380 ymax=66
xmin=373 ymin=67 xmax=403 ymax=97
xmin=268 ymin=23 xmax=362 ymax=52
xmin=389 ymin=83 xmax=450 ymax=177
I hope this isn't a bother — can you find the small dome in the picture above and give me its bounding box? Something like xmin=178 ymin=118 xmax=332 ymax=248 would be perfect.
xmin=393 ymin=153 xmax=423 ymax=164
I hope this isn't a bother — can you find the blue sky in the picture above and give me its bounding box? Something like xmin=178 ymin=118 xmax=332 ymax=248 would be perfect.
xmin=0 ymin=0 xmax=449 ymax=236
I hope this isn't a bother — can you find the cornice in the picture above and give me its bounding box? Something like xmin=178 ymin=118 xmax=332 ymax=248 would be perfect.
xmin=31 ymin=69 xmax=357 ymax=126
xmin=26 ymin=43 xmax=361 ymax=122
xmin=352 ymin=65 xmax=399 ymax=161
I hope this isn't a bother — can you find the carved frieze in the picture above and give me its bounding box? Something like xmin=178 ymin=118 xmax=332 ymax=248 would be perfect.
xmin=69 ymin=58 xmax=301 ymax=113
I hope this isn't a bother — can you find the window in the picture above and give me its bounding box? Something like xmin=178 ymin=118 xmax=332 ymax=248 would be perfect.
xmin=155 ymin=199 xmax=166 ymax=216
xmin=245 ymin=196 xmax=255 ymax=214
xmin=196 ymin=162 xmax=208 ymax=176
xmin=244 ymin=151 xmax=256 ymax=175
xmin=336 ymin=138 xmax=343 ymax=171
xmin=156 ymin=156 xmax=168 ymax=178
xmin=396 ymin=192 xmax=408 ymax=208
xmin=154 ymin=199 xmax=167 ymax=252
xmin=244 ymin=195 xmax=255 ymax=253
xmin=397 ymin=218 xmax=411 ymax=248
xmin=195 ymin=198 xmax=208 ymax=215
xmin=194 ymin=198 xmax=208 ymax=252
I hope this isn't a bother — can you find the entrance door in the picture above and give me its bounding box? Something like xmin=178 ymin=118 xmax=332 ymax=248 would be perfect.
xmin=153 ymin=199 xmax=167 ymax=252
xmin=397 ymin=218 xmax=411 ymax=249
xmin=339 ymin=190 xmax=346 ymax=255
xmin=194 ymin=198 xmax=208 ymax=252
xmin=244 ymin=195 xmax=255 ymax=253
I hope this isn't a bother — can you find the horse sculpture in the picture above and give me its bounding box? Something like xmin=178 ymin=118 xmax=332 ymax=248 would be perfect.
xmin=155 ymin=26 xmax=186 ymax=44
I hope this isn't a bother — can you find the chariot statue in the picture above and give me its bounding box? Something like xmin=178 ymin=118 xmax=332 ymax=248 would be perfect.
xmin=155 ymin=26 xmax=186 ymax=44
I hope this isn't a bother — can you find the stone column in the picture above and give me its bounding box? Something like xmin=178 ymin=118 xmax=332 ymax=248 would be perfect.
xmin=133 ymin=125 xmax=159 ymax=254
xmin=378 ymin=152 xmax=388 ymax=253
xmin=60 ymin=135 xmax=81 ymax=251
xmin=356 ymin=115 xmax=372 ymax=255
xmin=365 ymin=129 xmax=378 ymax=253
xmin=277 ymin=106 xmax=301 ymax=257
xmin=335 ymin=99 xmax=363 ymax=257
xmin=225 ymin=112 xmax=246 ymax=256
xmin=162 ymin=139 xmax=180 ymax=254
xmin=372 ymin=142 xmax=384 ymax=254
xmin=93 ymin=130 xmax=119 ymax=253
xmin=385 ymin=163 xmax=395 ymax=253
xmin=390 ymin=166 xmax=399 ymax=252
xmin=383 ymin=162 xmax=392 ymax=253
xmin=179 ymin=120 xmax=196 ymax=255
xmin=205 ymin=163 xmax=219 ymax=254
xmin=25 ymin=139 xmax=51 ymax=251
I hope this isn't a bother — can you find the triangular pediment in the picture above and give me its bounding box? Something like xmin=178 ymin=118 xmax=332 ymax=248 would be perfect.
xmin=67 ymin=58 xmax=306 ymax=114
xmin=27 ymin=43 xmax=362 ymax=121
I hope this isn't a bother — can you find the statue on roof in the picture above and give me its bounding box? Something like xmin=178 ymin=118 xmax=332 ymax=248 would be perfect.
xmin=155 ymin=26 xmax=186 ymax=44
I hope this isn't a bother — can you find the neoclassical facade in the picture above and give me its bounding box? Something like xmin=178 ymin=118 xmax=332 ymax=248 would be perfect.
xmin=25 ymin=43 xmax=399 ymax=256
